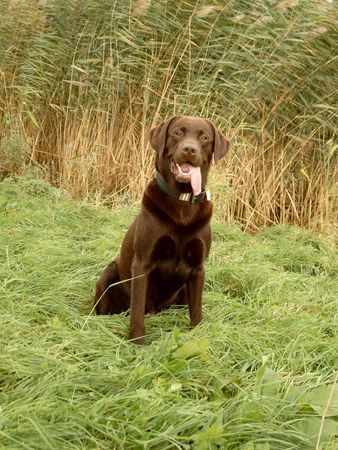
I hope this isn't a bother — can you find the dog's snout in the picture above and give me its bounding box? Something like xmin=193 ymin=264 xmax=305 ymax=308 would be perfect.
xmin=182 ymin=144 xmax=198 ymax=156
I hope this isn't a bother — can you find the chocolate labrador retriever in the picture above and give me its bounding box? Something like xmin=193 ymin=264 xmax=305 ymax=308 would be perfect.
xmin=95 ymin=116 xmax=229 ymax=344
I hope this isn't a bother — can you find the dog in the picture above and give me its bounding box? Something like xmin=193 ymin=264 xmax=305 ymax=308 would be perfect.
xmin=95 ymin=115 xmax=229 ymax=344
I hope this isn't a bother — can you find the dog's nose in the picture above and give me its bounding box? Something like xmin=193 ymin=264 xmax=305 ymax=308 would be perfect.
xmin=182 ymin=145 xmax=198 ymax=155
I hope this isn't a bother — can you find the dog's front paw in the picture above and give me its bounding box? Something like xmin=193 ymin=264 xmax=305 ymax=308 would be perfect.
xmin=130 ymin=330 xmax=145 ymax=345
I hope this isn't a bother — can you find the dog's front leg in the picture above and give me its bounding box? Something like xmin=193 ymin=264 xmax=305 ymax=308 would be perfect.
xmin=187 ymin=269 xmax=205 ymax=327
xmin=129 ymin=260 xmax=147 ymax=344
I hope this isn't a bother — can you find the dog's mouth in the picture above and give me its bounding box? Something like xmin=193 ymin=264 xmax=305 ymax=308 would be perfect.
xmin=170 ymin=160 xmax=202 ymax=196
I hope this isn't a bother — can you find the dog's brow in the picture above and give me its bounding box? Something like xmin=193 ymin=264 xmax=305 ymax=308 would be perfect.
xmin=172 ymin=126 xmax=186 ymax=133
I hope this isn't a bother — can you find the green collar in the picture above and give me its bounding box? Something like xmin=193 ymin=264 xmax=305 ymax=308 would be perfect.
xmin=154 ymin=171 xmax=211 ymax=204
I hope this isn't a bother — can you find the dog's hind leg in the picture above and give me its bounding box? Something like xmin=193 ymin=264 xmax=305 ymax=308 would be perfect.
xmin=95 ymin=260 xmax=130 ymax=314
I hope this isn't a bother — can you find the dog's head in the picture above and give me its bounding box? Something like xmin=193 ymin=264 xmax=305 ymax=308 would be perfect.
xmin=149 ymin=116 xmax=229 ymax=195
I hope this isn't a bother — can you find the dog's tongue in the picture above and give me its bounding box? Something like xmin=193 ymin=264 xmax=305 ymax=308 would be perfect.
xmin=180 ymin=163 xmax=202 ymax=196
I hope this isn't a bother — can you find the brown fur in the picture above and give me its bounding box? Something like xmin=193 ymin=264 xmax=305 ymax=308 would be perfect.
xmin=95 ymin=116 xmax=229 ymax=344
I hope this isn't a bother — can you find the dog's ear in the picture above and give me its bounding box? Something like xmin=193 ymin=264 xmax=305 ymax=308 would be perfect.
xmin=207 ymin=120 xmax=229 ymax=164
xmin=149 ymin=116 xmax=180 ymax=155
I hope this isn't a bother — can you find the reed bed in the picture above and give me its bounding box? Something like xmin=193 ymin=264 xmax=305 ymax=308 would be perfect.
xmin=0 ymin=0 xmax=337 ymax=230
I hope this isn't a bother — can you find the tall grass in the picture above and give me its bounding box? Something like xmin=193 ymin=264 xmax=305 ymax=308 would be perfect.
xmin=0 ymin=0 xmax=337 ymax=229
xmin=0 ymin=176 xmax=337 ymax=448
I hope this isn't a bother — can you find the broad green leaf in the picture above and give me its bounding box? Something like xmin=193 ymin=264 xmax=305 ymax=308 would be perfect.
xmin=165 ymin=359 xmax=187 ymax=374
xmin=172 ymin=339 xmax=210 ymax=360
xmin=254 ymin=365 xmax=281 ymax=397
xmin=236 ymin=400 xmax=265 ymax=422
xmin=284 ymin=385 xmax=306 ymax=403
xmin=294 ymin=417 xmax=338 ymax=446
xmin=302 ymin=384 xmax=338 ymax=417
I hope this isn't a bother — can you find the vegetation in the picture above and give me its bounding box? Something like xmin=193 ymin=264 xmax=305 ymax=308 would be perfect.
xmin=0 ymin=0 xmax=337 ymax=230
xmin=1 ymin=0 xmax=337 ymax=444
xmin=0 ymin=175 xmax=337 ymax=448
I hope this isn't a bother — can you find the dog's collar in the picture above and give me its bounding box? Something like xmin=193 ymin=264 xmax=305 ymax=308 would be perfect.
xmin=154 ymin=171 xmax=211 ymax=204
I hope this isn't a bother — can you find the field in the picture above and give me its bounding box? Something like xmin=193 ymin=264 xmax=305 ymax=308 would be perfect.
xmin=0 ymin=175 xmax=337 ymax=449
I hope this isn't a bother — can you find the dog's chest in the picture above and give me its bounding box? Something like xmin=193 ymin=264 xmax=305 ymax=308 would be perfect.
xmin=151 ymin=235 xmax=205 ymax=273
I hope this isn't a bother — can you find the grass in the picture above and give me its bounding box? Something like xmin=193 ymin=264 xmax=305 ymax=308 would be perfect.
xmin=0 ymin=174 xmax=337 ymax=449
xmin=0 ymin=0 xmax=337 ymax=229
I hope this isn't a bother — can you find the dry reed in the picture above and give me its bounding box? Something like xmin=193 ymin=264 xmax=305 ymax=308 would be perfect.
xmin=0 ymin=0 xmax=336 ymax=230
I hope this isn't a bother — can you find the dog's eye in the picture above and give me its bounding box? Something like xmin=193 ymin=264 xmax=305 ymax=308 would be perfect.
xmin=174 ymin=130 xmax=183 ymax=137
xmin=201 ymin=135 xmax=209 ymax=141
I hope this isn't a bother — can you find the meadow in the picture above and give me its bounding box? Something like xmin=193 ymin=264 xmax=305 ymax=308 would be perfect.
xmin=0 ymin=175 xmax=337 ymax=449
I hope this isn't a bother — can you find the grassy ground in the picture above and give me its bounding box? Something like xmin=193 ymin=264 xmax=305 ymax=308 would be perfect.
xmin=0 ymin=175 xmax=337 ymax=449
